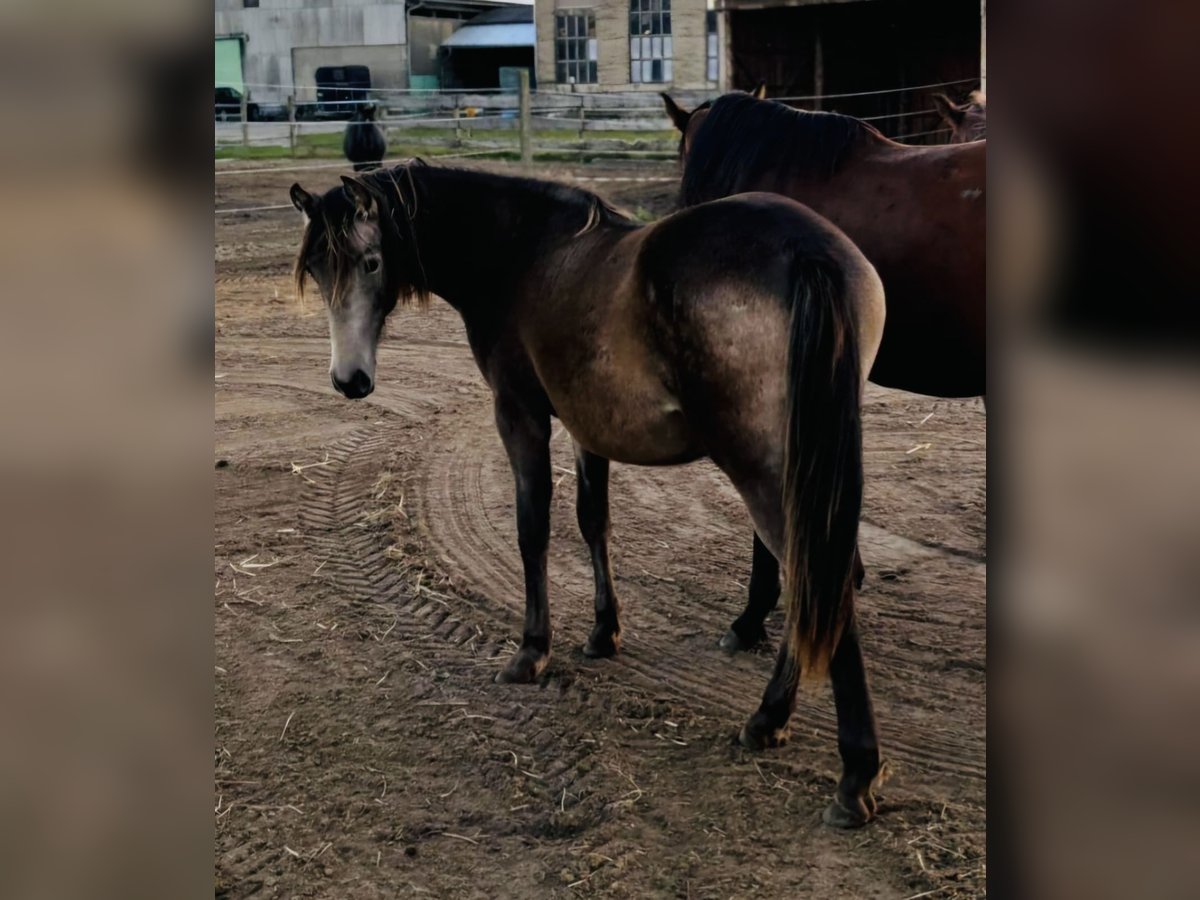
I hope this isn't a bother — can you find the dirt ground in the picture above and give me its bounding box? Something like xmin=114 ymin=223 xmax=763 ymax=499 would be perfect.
xmin=215 ymin=159 xmax=986 ymax=899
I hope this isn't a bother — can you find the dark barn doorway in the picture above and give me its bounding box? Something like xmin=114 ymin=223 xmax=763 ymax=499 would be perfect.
xmin=728 ymin=0 xmax=980 ymax=141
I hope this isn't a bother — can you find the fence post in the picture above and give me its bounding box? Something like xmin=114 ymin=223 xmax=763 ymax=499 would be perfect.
xmin=518 ymin=69 xmax=532 ymax=165
xmin=980 ymin=0 xmax=986 ymax=94
xmin=241 ymin=92 xmax=249 ymax=147
xmin=454 ymin=93 xmax=462 ymax=145
xmin=286 ymin=95 xmax=296 ymax=155
xmin=578 ymin=95 xmax=586 ymax=142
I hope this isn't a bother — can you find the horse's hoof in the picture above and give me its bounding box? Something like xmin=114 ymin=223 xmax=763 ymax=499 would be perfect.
xmin=583 ymin=629 xmax=620 ymax=659
xmin=822 ymin=796 xmax=873 ymax=828
xmin=718 ymin=629 xmax=746 ymax=654
xmin=719 ymin=627 xmax=763 ymax=655
xmin=495 ymin=649 xmax=547 ymax=684
xmin=737 ymin=713 xmax=789 ymax=751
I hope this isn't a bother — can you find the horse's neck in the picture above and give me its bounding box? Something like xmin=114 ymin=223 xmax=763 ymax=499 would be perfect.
xmin=409 ymin=174 xmax=580 ymax=311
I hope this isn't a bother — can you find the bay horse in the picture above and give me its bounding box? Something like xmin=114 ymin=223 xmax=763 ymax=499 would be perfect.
xmin=662 ymin=90 xmax=984 ymax=654
xmin=932 ymin=90 xmax=987 ymax=143
xmin=290 ymin=163 xmax=888 ymax=825
xmin=343 ymin=103 xmax=387 ymax=172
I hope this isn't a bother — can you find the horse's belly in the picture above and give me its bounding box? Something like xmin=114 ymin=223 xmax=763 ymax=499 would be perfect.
xmin=551 ymin=379 xmax=701 ymax=465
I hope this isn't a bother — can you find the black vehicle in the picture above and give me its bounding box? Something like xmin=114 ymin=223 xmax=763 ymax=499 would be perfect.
xmin=215 ymin=87 xmax=287 ymax=122
xmin=216 ymin=86 xmax=251 ymax=121
xmin=311 ymin=66 xmax=373 ymax=119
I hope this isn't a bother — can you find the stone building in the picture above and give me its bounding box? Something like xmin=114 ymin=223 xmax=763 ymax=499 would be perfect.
xmin=535 ymin=0 xmax=722 ymax=92
xmin=215 ymin=0 xmax=525 ymax=104
xmin=534 ymin=0 xmax=983 ymax=117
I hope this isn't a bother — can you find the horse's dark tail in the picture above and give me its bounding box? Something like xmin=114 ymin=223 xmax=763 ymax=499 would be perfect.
xmin=782 ymin=255 xmax=862 ymax=680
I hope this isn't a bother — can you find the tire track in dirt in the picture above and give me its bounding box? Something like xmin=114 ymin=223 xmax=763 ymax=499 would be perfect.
xmin=293 ymin=421 xmax=634 ymax=821
xmin=223 ymin=331 xmax=984 ymax=790
xmin=415 ymin=407 xmax=986 ymax=783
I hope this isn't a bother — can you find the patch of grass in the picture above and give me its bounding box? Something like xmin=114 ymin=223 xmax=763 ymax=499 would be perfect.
xmin=215 ymin=125 xmax=678 ymax=162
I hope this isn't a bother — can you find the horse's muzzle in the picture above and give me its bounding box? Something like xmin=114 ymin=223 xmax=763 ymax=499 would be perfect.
xmin=331 ymin=369 xmax=374 ymax=399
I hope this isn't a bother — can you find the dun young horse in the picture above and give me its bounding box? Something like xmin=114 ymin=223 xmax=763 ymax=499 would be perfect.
xmin=290 ymin=164 xmax=888 ymax=825
xmin=662 ymin=90 xmax=984 ymax=652
xmin=343 ymin=103 xmax=387 ymax=172
xmin=932 ymin=90 xmax=987 ymax=143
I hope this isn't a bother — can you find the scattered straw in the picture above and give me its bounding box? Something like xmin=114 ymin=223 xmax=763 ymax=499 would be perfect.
xmin=279 ymin=711 xmax=296 ymax=742
xmin=290 ymin=454 xmax=331 ymax=475
xmin=438 ymin=832 xmax=480 ymax=845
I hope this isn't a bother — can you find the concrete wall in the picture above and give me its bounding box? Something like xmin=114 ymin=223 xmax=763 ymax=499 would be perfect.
xmin=536 ymin=0 xmax=714 ymax=92
xmin=215 ymin=0 xmax=409 ymax=102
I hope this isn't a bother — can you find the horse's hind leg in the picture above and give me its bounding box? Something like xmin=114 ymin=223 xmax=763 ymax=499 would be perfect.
xmin=494 ymin=397 xmax=554 ymax=684
xmin=574 ymin=444 xmax=621 ymax=658
xmin=737 ymin=573 xmax=885 ymax=828
xmin=823 ymin=622 xmax=886 ymax=827
xmin=722 ymin=535 xmax=865 ymax=654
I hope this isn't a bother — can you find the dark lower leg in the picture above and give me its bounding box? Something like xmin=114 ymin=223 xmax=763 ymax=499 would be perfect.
xmin=722 ymin=532 xmax=781 ymax=653
xmin=575 ymin=447 xmax=620 ymax=658
xmin=495 ymin=406 xmax=553 ymax=684
xmin=824 ymin=620 xmax=884 ymax=827
xmin=738 ymin=627 xmax=801 ymax=750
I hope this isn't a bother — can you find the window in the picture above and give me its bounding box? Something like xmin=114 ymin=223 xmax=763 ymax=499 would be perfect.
xmin=243 ymin=0 xmax=258 ymax=7
xmin=706 ymin=10 xmax=718 ymax=83
xmin=629 ymin=0 xmax=672 ymax=84
xmin=556 ymin=12 xmax=598 ymax=85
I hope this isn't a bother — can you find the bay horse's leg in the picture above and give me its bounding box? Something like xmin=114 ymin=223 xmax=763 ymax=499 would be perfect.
xmin=823 ymin=620 xmax=887 ymax=828
xmin=494 ymin=399 xmax=553 ymax=684
xmin=720 ymin=533 xmax=780 ymax=653
xmin=574 ymin=445 xmax=621 ymax=658
xmin=721 ymin=536 xmax=865 ymax=654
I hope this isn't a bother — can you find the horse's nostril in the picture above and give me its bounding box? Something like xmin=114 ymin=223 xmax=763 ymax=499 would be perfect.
xmin=332 ymin=369 xmax=373 ymax=399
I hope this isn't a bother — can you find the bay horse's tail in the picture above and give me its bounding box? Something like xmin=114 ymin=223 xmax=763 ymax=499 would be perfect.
xmin=783 ymin=256 xmax=862 ymax=679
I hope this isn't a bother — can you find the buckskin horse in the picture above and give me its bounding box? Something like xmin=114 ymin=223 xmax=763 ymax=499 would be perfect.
xmin=343 ymin=103 xmax=387 ymax=172
xmin=290 ymin=163 xmax=888 ymax=825
xmin=662 ymin=90 xmax=985 ymax=655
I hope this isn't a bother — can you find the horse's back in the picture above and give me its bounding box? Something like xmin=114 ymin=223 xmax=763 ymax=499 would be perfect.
xmin=640 ymin=192 xmax=871 ymax=291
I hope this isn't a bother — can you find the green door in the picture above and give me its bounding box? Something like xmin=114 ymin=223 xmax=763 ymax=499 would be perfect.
xmin=215 ymin=37 xmax=244 ymax=94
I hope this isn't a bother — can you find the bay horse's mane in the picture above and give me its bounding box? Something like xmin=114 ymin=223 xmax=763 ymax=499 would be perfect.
xmin=680 ymin=92 xmax=884 ymax=207
xmin=295 ymin=162 xmax=634 ymax=308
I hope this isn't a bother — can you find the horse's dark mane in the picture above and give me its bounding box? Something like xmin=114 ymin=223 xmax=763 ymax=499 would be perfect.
xmin=294 ymin=163 xmax=430 ymax=309
xmin=295 ymin=162 xmax=635 ymax=307
xmin=680 ymin=92 xmax=882 ymax=206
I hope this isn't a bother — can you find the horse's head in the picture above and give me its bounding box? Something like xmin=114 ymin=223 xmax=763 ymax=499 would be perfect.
xmin=290 ymin=170 xmax=427 ymax=399
xmin=932 ymin=91 xmax=986 ymax=143
xmin=663 ymin=83 xmax=768 ymax=162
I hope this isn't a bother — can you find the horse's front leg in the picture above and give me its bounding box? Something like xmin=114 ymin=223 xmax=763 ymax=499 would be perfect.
xmin=720 ymin=533 xmax=781 ymax=653
xmin=574 ymin=444 xmax=621 ymax=658
xmin=494 ymin=397 xmax=553 ymax=684
xmin=722 ymin=535 xmax=864 ymax=654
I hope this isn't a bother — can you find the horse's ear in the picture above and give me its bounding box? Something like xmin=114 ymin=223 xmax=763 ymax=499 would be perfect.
xmin=753 ymin=82 xmax=768 ymax=100
xmin=932 ymin=93 xmax=965 ymax=125
xmin=290 ymin=183 xmax=316 ymax=218
xmin=660 ymin=92 xmax=692 ymax=133
xmin=340 ymin=175 xmax=376 ymax=217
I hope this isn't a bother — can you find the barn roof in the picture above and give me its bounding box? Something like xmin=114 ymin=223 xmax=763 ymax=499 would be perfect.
xmin=442 ymin=6 xmax=534 ymax=48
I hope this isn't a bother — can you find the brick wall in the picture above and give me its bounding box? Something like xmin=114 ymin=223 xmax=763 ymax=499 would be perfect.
xmin=537 ymin=0 xmax=714 ymax=92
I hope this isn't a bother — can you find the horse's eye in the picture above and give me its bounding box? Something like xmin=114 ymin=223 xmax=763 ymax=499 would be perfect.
xmin=363 ymin=257 xmax=380 ymax=275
